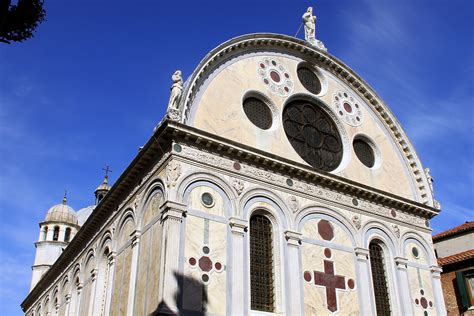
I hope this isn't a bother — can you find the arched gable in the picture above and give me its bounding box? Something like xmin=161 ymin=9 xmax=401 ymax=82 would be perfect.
xmin=177 ymin=33 xmax=434 ymax=207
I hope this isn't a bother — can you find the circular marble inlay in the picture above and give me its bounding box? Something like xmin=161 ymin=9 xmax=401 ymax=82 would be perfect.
xmin=391 ymin=210 xmax=397 ymax=218
xmin=233 ymin=162 xmax=241 ymax=170
xmin=421 ymin=297 xmax=428 ymax=309
xmin=348 ymin=278 xmax=355 ymax=290
xmin=333 ymin=91 xmax=363 ymax=126
xmin=303 ymin=271 xmax=312 ymax=282
xmin=324 ymin=248 xmax=332 ymax=258
xmin=189 ymin=257 xmax=196 ymax=266
xmin=173 ymin=144 xmax=182 ymax=152
xmin=286 ymin=179 xmax=293 ymax=187
xmin=215 ymin=262 xmax=222 ymax=271
xmin=258 ymin=57 xmax=293 ymax=97
xmin=415 ymin=298 xmax=419 ymax=305
xmin=318 ymin=220 xmax=334 ymax=241
xmin=412 ymin=247 xmax=420 ymax=258
xmin=352 ymin=198 xmax=358 ymax=206
xmin=203 ymin=246 xmax=210 ymax=254
xmin=201 ymin=192 xmax=214 ymax=207
xmin=202 ymin=274 xmax=209 ymax=282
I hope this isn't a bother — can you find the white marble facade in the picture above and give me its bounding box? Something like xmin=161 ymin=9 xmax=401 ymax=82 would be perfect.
xmin=23 ymin=33 xmax=446 ymax=315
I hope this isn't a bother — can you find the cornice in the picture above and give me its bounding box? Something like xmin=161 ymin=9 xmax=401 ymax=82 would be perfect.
xmin=178 ymin=33 xmax=434 ymax=208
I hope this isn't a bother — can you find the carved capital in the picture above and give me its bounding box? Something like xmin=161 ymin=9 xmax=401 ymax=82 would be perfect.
xmin=65 ymin=294 xmax=71 ymax=303
xmin=130 ymin=230 xmax=142 ymax=248
xmin=394 ymin=257 xmax=408 ymax=270
xmin=354 ymin=247 xmax=369 ymax=262
xmin=108 ymin=251 xmax=117 ymax=265
xmin=91 ymin=268 xmax=98 ymax=281
xmin=229 ymin=217 xmax=248 ymax=236
xmin=284 ymin=230 xmax=302 ymax=247
xmin=77 ymin=283 xmax=83 ymax=292
xmin=161 ymin=201 xmax=186 ymax=222
xmin=430 ymin=265 xmax=443 ymax=278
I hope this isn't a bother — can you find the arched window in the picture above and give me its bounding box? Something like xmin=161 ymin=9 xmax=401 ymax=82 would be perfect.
xmin=64 ymin=228 xmax=71 ymax=242
xmin=250 ymin=214 xmax=275 ymax=312
xmin=53 ymin=226 xmax=60 ymax=241
xmin=369 ymin=241 xmax=391 ymax=315
xmin=43 ymin=226 xmax=48 ymax=241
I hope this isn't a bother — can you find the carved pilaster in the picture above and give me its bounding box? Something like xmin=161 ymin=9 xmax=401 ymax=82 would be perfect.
xmin=229 ymin=217 xmax=247 ymax=236
xmin=353 ymin=247 xmax=374 ymax=315
xmin=285 ymin=230 xmax=304 ymax=314
xmin=394 ymin=257 xmax=412 ymax=314
xmin=228 ymin=216 xmax=248 ymax=314
xmin=429 ymin=265 xmax=446 ymax=314
xmin=158 ymin=200 xmax=186 ymax=314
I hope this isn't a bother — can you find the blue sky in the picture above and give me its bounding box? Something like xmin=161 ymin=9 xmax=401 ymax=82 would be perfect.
xmin=0 ymin=0 xmax=472 ymax=314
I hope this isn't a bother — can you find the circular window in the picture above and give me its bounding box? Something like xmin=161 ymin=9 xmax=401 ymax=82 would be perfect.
xmin=243 ymin=97 xmax=273 ymax=130
xmin=297 ymin=67 xmax=322 ymax=95
xmin=353 ymin=139 xmax=375 ymax=168
xmin=201 ymin=193 xmax=214 ymax=207
xmin=412 ymin=246 xmax=419 ymax=258
xmin=283 ymin=99 xmax=343 ymax=172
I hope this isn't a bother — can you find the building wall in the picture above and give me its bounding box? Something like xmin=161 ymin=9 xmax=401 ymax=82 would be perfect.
xmin=23 ymin=156 xmax=445 ymax=316
xmin=435 ymin=233 xmax=474 ymax=258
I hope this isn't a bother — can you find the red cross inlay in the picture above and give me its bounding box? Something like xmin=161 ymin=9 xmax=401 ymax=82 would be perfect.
xmin=314 ymin=260 xmax=346 ymax=312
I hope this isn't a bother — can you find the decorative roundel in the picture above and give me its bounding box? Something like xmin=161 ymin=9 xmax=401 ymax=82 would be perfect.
xmin=333 ymin=91 xmax=363 ymax=127
xmin=257 ymin=58 xmax=293 ymax=97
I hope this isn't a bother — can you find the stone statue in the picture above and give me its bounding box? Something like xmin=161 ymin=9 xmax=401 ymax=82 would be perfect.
xmin=167 ymin=70 xmax=183 ymax=121
xmin=425 ymin=168 xmax=434 ymax=193
xmin=302 ymin=7 xmax=316 ymax=43
xmin=302 ymin=7 xmax=327 ymax=51
xmin=424 ymin=167 xmax=441 ymax=209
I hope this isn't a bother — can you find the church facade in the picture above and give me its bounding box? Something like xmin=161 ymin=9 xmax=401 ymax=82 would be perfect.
xmin=22 ymin=11 xmax=446 ymax=316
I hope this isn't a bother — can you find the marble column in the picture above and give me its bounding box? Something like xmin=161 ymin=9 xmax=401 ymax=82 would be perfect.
xmin=229 ymin=217 xmax=247 ymax=315
xmin=354 ymin=247 xmax=375 ymax=315
xmin=158 ymin=201 xmax=186 ymax=314
xmin=75 ymin=283 xmax=83 ymax=316
xmin=284 ymin=230 xmax=303 ymax=315
xmin=394 ymin=257 xmax=412 ymax=315
xmin=103 ymin=251 xmax=116 ymax=316
xmin=87 ymin=268 xmax=98 ymax=316
xmin=58 ymin=226 xmax=66 ymax=242
xmin=64 ymin=294 xmax=71 ymax=315
xmin=127 ymin=230 xmax=141 ymax=316
xmin=430 ymin=265 xmax=447 ymax=316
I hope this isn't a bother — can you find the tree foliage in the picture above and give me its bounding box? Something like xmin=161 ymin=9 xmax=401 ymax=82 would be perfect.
xmin=0 ymin=0 xmax=46 ymax=44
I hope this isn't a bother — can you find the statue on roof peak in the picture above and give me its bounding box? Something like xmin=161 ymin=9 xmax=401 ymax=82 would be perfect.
xmin=302 ymin=6 xmax=327 ymax=51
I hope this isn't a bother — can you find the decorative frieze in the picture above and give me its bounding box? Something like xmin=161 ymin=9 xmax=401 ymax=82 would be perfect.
xmin=178 ymin=145 xmax=427 ymax=228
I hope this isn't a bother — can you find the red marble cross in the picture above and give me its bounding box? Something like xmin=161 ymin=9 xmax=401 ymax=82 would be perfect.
xmin=304 ymin=256 xmax=349 ymax=313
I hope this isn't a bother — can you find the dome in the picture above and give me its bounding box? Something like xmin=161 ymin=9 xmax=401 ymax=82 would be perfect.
xmin=76 ymin=205 xmax=95 ymax=226
xmin=44 ymin=198 xmax=78 ymax=225
xmin=95 ymin=176 xmax=111 ymax=193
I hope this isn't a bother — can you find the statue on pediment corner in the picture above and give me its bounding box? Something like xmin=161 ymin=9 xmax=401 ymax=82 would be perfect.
xmin=167 ymin=70 xmax=183 ymax=121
